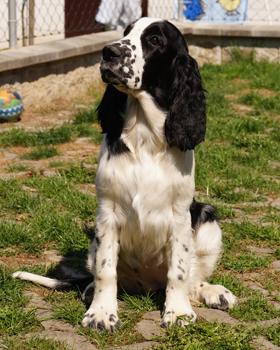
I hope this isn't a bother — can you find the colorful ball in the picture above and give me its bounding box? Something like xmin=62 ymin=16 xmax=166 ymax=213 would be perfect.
xmin=0 ymin=88 xmax=23 ymax=122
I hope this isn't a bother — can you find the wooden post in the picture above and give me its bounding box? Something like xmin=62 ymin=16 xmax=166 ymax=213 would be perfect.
xmin=29 ymin=0 xmax=35 ymax=45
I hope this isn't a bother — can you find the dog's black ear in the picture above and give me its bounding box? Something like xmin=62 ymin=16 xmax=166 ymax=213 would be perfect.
xmin=97 ymin=85 xmax=129 ymax=156
xmin=165 ymin=54 xmax=206 ymax=151
xmin=98 ymin=84 xmax=127 ymax=136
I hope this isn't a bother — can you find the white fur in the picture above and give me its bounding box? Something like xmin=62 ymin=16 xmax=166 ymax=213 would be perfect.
xmin=12 ymin=271 xmax=59 ymax=288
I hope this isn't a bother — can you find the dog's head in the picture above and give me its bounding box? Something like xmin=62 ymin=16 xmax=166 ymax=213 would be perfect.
xmin=99 ymin=18 xmax=206 ymax=152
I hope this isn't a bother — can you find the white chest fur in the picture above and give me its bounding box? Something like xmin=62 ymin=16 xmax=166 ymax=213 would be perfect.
xmin=95 ymin=92 xmax=195 ymax=265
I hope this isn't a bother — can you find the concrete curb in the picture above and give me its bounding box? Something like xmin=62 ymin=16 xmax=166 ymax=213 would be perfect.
xmin=1 ymin=22 xmax=280 ymax=75
xmin=0 ymin=30 xmax=123 ymax=73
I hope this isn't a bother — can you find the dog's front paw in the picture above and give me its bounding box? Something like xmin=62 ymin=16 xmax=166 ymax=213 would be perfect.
xmin=200 ymin=284 xmax=237 ymax=310
xmin=160 ymin=305 xmax=198 ymax=328
xmin=81 ymin=303 xmax=121 ymax=332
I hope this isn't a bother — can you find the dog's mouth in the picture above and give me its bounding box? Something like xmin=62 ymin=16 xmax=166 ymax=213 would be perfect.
xmin=100 ymin=64 xmax=119 ymax=84
xmin=100 ymin=62 xmax=129 ymax=89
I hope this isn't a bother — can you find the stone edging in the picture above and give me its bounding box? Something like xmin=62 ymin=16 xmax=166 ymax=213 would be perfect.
xmin=1 ymin=22 xmax=280 ymax=76
xmin=21 ymin=291 xmax=280 ymax=350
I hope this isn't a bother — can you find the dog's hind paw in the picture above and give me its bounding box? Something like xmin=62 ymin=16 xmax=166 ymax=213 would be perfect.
xmin=197 ymin=283 xmax=237 ymax=310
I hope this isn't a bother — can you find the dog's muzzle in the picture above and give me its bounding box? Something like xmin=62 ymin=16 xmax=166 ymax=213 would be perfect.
xmin=100 ymin=43 xmax=134 ymax=87
xmin=100 ymin=44 xmax=123 ymax=84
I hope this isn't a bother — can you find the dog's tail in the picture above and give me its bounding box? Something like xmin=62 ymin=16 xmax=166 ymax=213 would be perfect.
xmin=12 ymin=271 xmax=92 ymax=290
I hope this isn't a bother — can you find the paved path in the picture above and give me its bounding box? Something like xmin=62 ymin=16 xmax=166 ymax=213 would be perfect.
xmin=18 ymin=285 xmax=280 ymax=349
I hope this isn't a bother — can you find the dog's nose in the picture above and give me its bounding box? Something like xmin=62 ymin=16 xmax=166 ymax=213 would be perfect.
xmin=102 ymin=45 xmax=121 ymax=62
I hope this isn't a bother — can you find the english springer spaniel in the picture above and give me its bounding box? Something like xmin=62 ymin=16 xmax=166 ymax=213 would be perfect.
xmin=13 ymin=17 xmax=237 ymax=331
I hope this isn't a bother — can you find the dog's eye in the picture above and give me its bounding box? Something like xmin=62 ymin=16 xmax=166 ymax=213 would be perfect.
xmin=149 ymin=36 xmax=160 ymax=46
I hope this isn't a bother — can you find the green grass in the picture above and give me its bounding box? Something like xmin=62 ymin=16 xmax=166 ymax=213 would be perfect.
xmin=237 ymin=92 xmax=280 ymax=115
xmin=229 ymin=294 xmax=280 ymax=322
xmin=1 ymin=57 xmax=280 ymax=349
xmin=0 ymin=267 xmax=41 ymax=337
xmin=5 ymin=163 xmax=34 ymax=172
xmin=56 ymin=161 xmax=97 ymax=184
xmin=21 ymin=145 xmax=59 ymax=160
xmin=222 ymin=220 xmax=280 ymax=246
xmin=260 ymin=324 xmax=280 ymax=347
xmin=154 ymin=321 xmax=256 ymax=349
xmin=208 ymin=273 xmax=251 ymax=298
xmin=0 ymin=105 xmax=103 ymax=150
xmin=72 ymin=105 xmax=99 ymax=125
xmin=5 ymin=337 xmax=69 ymax=350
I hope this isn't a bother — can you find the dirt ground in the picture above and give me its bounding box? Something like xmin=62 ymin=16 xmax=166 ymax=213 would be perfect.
xmin=0 ymin=64 xmax=102 ymax=111
xmin=0 ymin=64 xmax=106 ymax=172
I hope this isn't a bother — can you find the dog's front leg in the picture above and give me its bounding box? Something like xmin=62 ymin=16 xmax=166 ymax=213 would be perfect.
xmin=160 ymin=210 xmax=198 ymax=328
xmin=82 ymin=209 xmax=121 ymax=332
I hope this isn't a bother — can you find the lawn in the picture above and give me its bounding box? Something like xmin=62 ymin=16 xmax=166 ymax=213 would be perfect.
xmin=0 ymin=52 xmax=280 ymax=349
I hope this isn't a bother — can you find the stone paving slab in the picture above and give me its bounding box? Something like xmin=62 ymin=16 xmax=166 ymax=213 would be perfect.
xmin=105 ymin=341 xmax=159 ymax=350
xmin=25 ymin=330 xmax=97 ymax=350
xmin=193 ymin=307 xmax=239 ymax=326
xmin=247 ymin=246 xmax=275 ymax=255
xmin=242 ymin=282 xmax=270 ymax=296
xmin=271 ymin=261 xmax=280 ymax=271
xmin=24 ymin=291 xmax=97 ymax=350
xmin=23 ymin=290 xmax=160 ymax=350
xmin=40 ymin=319 xmax=78 ymax=333
xmin=135 ymin=320 xmax=162 ymax=339
xmin=15 ymin=287 xmax=280 ymax=350
xmin=139 ymin=309 xmax=280 ymax=349
xmin=254 ymin=337 xmax=280 ymax=350
xmin=142 ymin=311 xmax=161 ymax=323
xmin=271 ymin=198 xmax=280 ymax=210
xmin=254 ymin=318 xmax=280 ymax=328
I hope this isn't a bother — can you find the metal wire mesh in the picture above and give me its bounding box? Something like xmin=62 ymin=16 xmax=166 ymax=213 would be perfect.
xmin=0 ymin=0 xmax=64 ymax=46
xmin=0 ymin=0 xmax=279 ymax=48
xmin=0 ymin=2 xmax=9 ymax=44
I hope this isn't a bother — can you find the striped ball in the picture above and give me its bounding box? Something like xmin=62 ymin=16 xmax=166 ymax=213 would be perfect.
xmin=0 ymin=88 xmax=23 ymax=122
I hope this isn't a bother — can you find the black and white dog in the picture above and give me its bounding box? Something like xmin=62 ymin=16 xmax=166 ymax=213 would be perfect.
xmin=13 ymin=17 xmax=236 ymax=331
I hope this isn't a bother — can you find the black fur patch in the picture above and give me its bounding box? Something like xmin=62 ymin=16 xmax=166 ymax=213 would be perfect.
xmin=219 ymin=294 xmax=229 ymax=310
xmin=95 ymin=236 xmax=101 ymax=247
xmin=182 ymin=244 xmax=188 ymax=252
xmin=177 ymin=265 xmax=185 ymax=273
xmin=139 ymin=21 xmax=206 ymax=151
xmin=190 ymin=199 xmax=216 ymax=229
xmin=97 ymin=85 xmax=130 ymax=158
xmin=121 ymin=39 xmax=131 ymax=45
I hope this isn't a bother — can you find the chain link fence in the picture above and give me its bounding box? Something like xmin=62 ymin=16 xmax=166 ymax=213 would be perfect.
xmin=0 ymin=0 xmax=279 ymax=49
xmin=0 ymin=0 xmax=64 ymax=48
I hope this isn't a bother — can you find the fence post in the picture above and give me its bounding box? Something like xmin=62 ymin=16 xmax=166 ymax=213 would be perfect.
xmin=178 ymin=0 xmax=184 ymax=22
xmin=8 ymin=0 xmax=17 ymax=48
xmin=29 ymin=0 xmax=35 ymax=45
